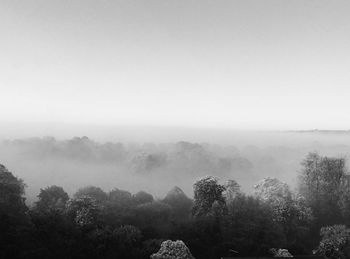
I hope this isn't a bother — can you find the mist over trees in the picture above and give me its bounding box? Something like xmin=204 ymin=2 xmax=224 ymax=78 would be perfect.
xmin=3 ymin=133 xmax=350 ymax=203
xmin=2 ymin=151 xmax=350 ymax=258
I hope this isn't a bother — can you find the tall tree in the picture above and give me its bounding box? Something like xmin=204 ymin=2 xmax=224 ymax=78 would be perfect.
xmin=0 ymin=164 xmax=30 ymax=258
xmin=192 ymin=176 xmax=226 ymax=218
xmin=298 ymin=152 xmax=346 ymax=226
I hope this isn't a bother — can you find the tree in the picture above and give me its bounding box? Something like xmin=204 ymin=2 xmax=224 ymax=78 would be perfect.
xmin=223 ymin=194 xmax=286 ymax=257
xmin=338 ymin=174 xmax=350 ymax=225
xmin=254 ymin=178 xmax=292 ymax=222
xmin=114 ymin=225 xmax=142 ymax=248
xmin=316 ymin=225 xmax=350 ymax=259
xmin=133 ymin=191 xmax=154 ymax=205
xmin=30 ymin=203 xmax=77 ymax=259
xmin=298 ymin=152 xmax=346 ymax=226
xmin=35 ymin=185 xmax=69 ymax=213
xmin=113 ymin=225 xmax=143 ymax=258
xmin=66 ymin=196 xmax=100 ymax=228
xmin=190 ymin=176 xmax=226 ymax=257
xmin=108 ymin=188 xmax=133 ymax=207
xmin=254 ymin=178 xmax=291 ymax=202
xmin=270 ymin=248 xmax=293 ymax=257
xmin=151 ymin=240 xmax=195 ymax=259
xmin=133 ymin=201 xmax=173 ymax=233
xmin=0 ymin=164 xmax=30 ymax=258
xmin=192 ymin=176 xmax=226 ymax=218
xmin=223 ymin=180 xmax=240 ymax=204
xmin=254 ymin=178 xmax=313 ymax=253
xmin=141 ymin=239 xmax=164 ymax=259
xmin=163 ymin=186 xmax=193 ymax=220
xmin=102 ymin=189 xmax=134 ymax=228
xmin=0 ymin=164 xmax=27 ymax=217
xmin=74 ymin=186 xmax=108 ymax=204
xmin=87 ymin=227 xmax=116 ymax=258
xmin=29 ymin=186 xmax=73 ymax=258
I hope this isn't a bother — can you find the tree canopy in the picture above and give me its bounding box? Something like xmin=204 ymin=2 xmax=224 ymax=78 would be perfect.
xmin=1 ymin=151 xmax=350 ymax=258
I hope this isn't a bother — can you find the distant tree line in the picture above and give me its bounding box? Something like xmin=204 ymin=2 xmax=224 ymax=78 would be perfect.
xmin=1 ymin=137 xmax=255 ymax=175
xmin=1 ymin=152 xmax=350 ymax=258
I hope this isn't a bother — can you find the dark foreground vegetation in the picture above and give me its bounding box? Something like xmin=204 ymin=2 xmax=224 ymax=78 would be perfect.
xmin=1 ymin=152 xmax=350 ymax=258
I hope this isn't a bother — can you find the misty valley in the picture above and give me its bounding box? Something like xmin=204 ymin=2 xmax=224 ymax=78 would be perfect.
xmin=3 ymin=0 xmax=350 ymax=258
xmin=2 ymin=133 xmax=350 ymax=258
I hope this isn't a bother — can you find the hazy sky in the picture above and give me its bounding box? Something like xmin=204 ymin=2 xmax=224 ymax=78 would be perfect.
xmin=1 ymin=0 xmax=350 ymax=131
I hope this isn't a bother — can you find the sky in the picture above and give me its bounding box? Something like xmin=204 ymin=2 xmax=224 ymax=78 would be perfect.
xmin=1 ymin=0 xmax=350 ymax=132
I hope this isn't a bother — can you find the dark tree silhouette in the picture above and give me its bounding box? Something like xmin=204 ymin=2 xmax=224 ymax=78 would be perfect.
xmin=35 ymin=185 xmax=69 ymax=213
xmin=0 ymin=164 xmax=30 ymax=258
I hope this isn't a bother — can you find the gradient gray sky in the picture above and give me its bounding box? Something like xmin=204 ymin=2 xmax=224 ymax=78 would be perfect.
xmin=1 ymin=0 xmax=350 ymax=131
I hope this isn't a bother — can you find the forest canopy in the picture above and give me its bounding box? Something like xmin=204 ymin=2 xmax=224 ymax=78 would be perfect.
xmin=1 ymin=152 xmax=350 ymax=258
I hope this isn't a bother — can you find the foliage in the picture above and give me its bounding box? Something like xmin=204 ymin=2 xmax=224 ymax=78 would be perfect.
xmin=223 ymin=194 xmax=286 ymax=256
xmin=141 ymin=239 xmax=164 ymax=258
xmin=270 ymin=248 xmax=293 ymax=257
xmin=254 ymin=177 xmax=312 ymax=223
xmin=114 ymin=225 xmax=142 ymax=247
xmin=151 ymin=240 xmax=195 ymax=259
xmin=299 ymin=152 xmax=346 ymax=226
xmin=74 ymin=186 xmax=108 ymax=204
xmin=163 ymin=186 xmax=193 ymax=219
xmin=254 ymin=178 xmax=291 ymax=204
xmin=223 ymin=179 xmax=240 ymax=203
xmin=0 ymin=164 xmax=30 ymax=258
xmin=35 ymin=185 xmax=69 ymax=213
xmin=0 ymin=164 xmax=27 ymax=216
xmin=3 ymin=151 xmax=350 ymax=258
xmin=133 ymin=191 xmax=154 ymax=205
xmin=316 ymin=225 xmax=350 ymax=259
xmin=192 ymin=176 xmax=226 ymax=218
xmin=66 ymin=195 xmax=100 ymax=227
xmin=254 ymin=177 xmax=313 ymax=253
xmin=29 ymin=208 xmax=77 ymax=259
xmin=254 ymin=177 xmax=292 ymax=222
xmin=108 ymin=188 xmax=133 ymax=207
xmin=133 ymin=201 xmax=173 ymax=235
xmin=113 ymin=225 xmax=143 ymax=258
